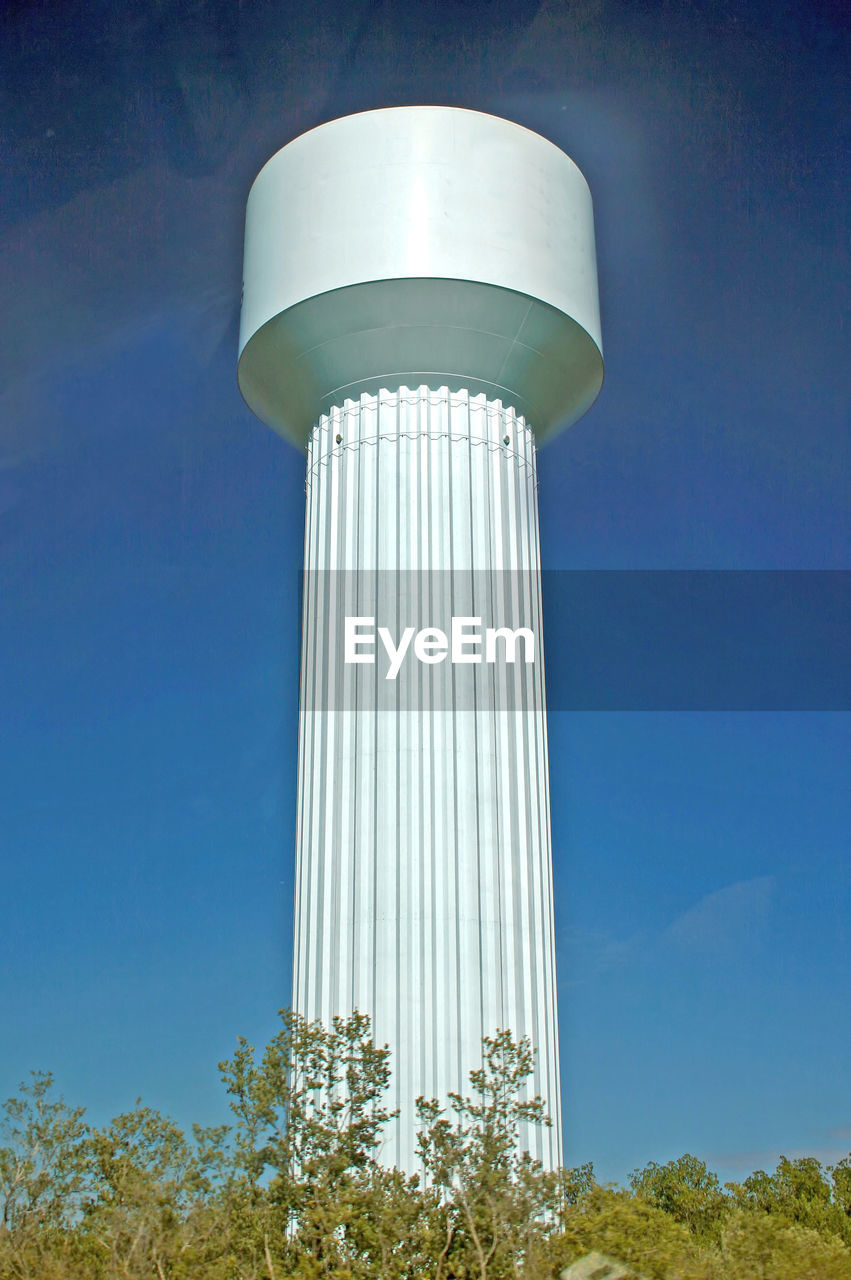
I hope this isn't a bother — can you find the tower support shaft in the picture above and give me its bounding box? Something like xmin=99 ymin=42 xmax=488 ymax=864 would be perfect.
xmin=294 ymin=386 xmax=561 ymax=1172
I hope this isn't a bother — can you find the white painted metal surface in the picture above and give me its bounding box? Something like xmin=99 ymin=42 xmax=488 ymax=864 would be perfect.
xmin=295 ymin=388 xmax=561 ymax=1173
xmin=238 ymin=106 xmax=603 ymax=447
xmin=238 ymin=107 xmax=605 ymax=1175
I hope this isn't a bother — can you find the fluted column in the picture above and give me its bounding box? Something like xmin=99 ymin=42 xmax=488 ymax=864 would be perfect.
xmin=292 ymin=386 xmax=561 ymax=1174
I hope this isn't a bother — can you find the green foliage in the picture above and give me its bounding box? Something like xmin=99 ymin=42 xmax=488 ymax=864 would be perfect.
xmin=560 ymin=1161 xmax=596 ymax=1206
xmin=832 ymin=1157 xmax=851 ymax=1216
xmin=80 ymin=1102 xmax=230 ymax=1278
xmin=415 ymin=1028 xmax=560 ymax=1278
xmin=0 ymin=1071 xmax=88 ymax=1235
xmin=554 ymin=1185 xmax=707 ymax=1280
xmin=719 ymin=1208 xmax=851 ymax=1279
xmin=629 ymin=1153 xmax=729 ymax=1243
xmin=1 ymin=1018 xmax=849 ymax=1279
xmin=223 ymin=1007 xmax=396 ymax=1187
xmin=726 ymin=1154 xmax=851 ymax=1246
xmin=218 ymin=1007 xmax=417 ymax=1277
xmin=0 ymin=1071 xmax=90 ymax=1280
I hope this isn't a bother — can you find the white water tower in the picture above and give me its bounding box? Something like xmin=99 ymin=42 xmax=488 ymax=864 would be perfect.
xmin=238 ymin=106 xmax=603 ymax=1172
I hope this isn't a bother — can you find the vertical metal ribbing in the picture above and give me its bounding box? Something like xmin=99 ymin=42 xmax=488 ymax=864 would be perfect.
xmin=294 ymin=386 xmax=562 ymax=1173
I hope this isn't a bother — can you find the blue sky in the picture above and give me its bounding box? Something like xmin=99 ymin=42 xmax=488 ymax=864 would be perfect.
xmin=1 ymin=0 xmax=848 ymax=1186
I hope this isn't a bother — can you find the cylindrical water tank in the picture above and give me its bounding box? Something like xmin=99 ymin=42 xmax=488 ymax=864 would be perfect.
xmin=238 ymin=106 xmax=603 ymax=447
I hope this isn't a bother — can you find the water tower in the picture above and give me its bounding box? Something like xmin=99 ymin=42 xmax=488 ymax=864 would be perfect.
xmin=238 ymin=106 xmax=603 ymax=1172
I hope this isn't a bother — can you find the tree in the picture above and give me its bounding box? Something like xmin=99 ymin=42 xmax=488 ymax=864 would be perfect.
xmin=81 ymin=1103 xmax=231 ymax=1280
xmin=4 ymin=1027 xmax=850 ymax=1278
xmin=831 ymin=1157 xmax=851 ymax=1218
xmin=629 ymin=1153 xmax=730 ymax=1243
xmin=218 ymin=1007 xmax=404 ymax=1278
xmin=553 ymin=1185 xmax=710 ymax=1280
xmin=559 ymin=1162 xmax=596 ymax=1206
xmin=415 ymin=1028 xmax=559 ymax=1279
xmin=719 ymin=1208 xmax=851 ymax=1280
xmin=727 ymin=1154 xmax=851 ymax=1246
xmin=0 ymin=1071 xmax=89 ymax=1280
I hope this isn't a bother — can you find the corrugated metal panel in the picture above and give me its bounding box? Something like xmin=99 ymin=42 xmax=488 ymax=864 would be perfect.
xmin=293 ymin=386 xmax=562 ymax=1173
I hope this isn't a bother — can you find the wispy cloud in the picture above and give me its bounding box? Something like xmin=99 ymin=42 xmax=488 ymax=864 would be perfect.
xmin=557 ymin=924 xmax=642 ymax=986
xmin=560 ymin=876 xmax=777 ymax=987
xmin=666 ymin=876 xmax=775 ymax=952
